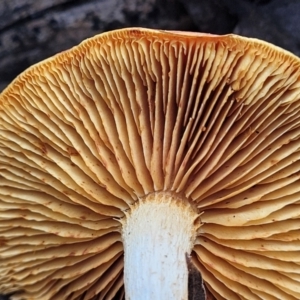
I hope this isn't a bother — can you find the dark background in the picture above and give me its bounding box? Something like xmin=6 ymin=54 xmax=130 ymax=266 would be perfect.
xmin=1 ymin=0 xmax=300 ymax=92
xmin=0 ymin=0 xmax=300 ymax=299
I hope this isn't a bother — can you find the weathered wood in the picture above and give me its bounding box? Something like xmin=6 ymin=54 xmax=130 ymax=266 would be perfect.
xmin=0 ymin=0 xmax=69 ymax=30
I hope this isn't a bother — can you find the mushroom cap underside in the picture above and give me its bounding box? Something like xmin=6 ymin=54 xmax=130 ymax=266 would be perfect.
xmin=1 ymin=28 xmax=300 ymax=299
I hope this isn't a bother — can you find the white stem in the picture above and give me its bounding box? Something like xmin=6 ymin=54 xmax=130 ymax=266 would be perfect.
xmin=122 ymin=192 xmax=199 ymax=300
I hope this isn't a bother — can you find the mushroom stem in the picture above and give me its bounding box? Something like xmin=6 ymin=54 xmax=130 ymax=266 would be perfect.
xmin=121 ymin=192 xmax=199 ymax=300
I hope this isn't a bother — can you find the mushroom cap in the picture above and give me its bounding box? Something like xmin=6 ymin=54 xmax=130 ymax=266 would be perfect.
xmin=1 ymin=28 xmax=300 ymax=299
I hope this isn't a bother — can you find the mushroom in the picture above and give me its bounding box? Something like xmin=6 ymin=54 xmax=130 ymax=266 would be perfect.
xmin=1 ymin=27 xmax=300 ymax=300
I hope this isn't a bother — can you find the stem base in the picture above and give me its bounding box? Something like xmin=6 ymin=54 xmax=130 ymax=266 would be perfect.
xmin=121 ymin=192 xmax=199 ymax=300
